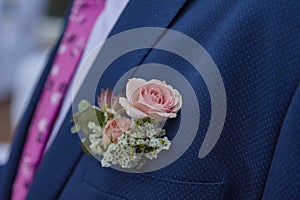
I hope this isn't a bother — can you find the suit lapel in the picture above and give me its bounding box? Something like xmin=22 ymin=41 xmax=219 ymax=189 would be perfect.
xmin=26 ymin=0 xmax=187 ymax=199
xmin=106 ymin=0 xmax=188 ymax=73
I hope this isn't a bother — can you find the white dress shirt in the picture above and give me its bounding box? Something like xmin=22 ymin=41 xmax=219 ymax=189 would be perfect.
xmin=45 ymin=0 xmax=129 ymax=150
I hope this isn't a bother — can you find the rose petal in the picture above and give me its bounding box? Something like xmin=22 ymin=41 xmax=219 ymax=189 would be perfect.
xmin=133 ymin=100 xmax=163 ymax=113
xmin=115 ymin=117 xmax=130 ymax=131
xmin=126 ymin=78 xmax=147 ymax=102
xmin=148 ymin=79 xmax=167 ymax=85
xmin=148 ymin=110 xmax=177 ymax=121
xmin=110 ymin=129 xmax=122 ymax=143
xmin=133 ymin=101 xmax=152 ymax=113
xmin=103 ymin=132 xmax=111 ymax=144
xmin=173 ymin=95 xmax=183 ymax=111
xmin=123 ymin=78 xmax=182 ymax=120
xmin=119 ymin=97 xmax=148 ymax=118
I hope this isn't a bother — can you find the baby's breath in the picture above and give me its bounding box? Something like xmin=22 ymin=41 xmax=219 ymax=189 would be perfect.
xmin=72 ymin=86 xmax=178 ymax=169
xmin=97 ymin=119 xmax=171 ymax=168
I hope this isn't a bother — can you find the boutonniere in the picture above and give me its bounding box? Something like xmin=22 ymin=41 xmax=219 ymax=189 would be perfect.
xmin=71 ymin=78 xmax=182 ymax=169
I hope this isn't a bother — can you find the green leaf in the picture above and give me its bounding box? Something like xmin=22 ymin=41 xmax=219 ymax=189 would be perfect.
xmin=72 ymin=105 xmax=105 ymax=135
xmin=78 ymin=100 xmax=91 ymax=112
xmin=94 ymin=107 xmax=105 ymax=127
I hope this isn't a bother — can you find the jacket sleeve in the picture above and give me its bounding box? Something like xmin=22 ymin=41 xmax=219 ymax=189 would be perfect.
xmin=262 ymin=82 xmax=300 ymax=199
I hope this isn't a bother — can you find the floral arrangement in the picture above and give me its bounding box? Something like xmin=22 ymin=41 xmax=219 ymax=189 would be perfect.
xmin=71 ymin=78 xmax=182 ymax=169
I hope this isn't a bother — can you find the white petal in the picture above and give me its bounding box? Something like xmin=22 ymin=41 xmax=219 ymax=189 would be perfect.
xmin=148 ymin=79 xmax=165 ymax=84
xmin=119 ymin=97 xmax=148 ymax=118
xmin=126 ymin=78 xmax=146 ymax=100
xmin=126 ymin=105 xmax=148 ymax=118
xmin=119 ymin=97 xmax=129 ymax=109
xmin=150 ymin=111 xmax=177 ymax=119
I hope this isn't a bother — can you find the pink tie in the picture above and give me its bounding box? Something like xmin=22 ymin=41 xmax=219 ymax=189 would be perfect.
xmin=12 ymin=1 xmax=106 ymax=199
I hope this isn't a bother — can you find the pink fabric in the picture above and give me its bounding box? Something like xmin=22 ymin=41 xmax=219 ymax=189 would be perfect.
xmin=12 ymin=1 xmax=106 ymax=199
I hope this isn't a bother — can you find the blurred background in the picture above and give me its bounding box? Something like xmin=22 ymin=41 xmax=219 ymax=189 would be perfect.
xmin=0 ymin=0 xmax=69 ymax=165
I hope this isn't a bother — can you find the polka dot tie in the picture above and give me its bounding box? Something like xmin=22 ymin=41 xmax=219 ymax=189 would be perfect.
xmin=12 ymin=1 xmax=106 ymax=199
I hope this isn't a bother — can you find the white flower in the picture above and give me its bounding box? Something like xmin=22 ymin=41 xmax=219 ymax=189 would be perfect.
xmin=74 ymin=80 xmax=177 ymax=169
xmin=145 ymin=151 xmax=159 ymax=160
xmin=87 ymin=122 xmax=102 ymax=134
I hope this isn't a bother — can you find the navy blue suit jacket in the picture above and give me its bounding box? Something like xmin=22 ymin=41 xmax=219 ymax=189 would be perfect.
xmin=1 ymin=0 xmax=299 ymax=199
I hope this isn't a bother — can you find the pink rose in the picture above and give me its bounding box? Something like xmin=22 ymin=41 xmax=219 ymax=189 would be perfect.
xmin=103 ymin=117 xmax=130 ymax=144
xmin=119 ymin=78 xmax=182 ymax=121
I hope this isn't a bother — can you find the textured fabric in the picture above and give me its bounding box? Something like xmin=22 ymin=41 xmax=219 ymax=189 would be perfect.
xmin=62 ymin=1 xmax=300 ymax=199
xmin=11 ymin=1 xmax=105 ymax=199
xmin=262 ymin=82 xmax=300 ymax=200
xmin=1 ymin=0 xmax=300 ymax=199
